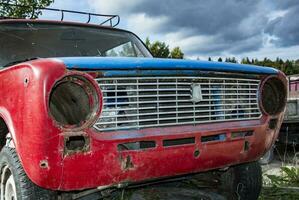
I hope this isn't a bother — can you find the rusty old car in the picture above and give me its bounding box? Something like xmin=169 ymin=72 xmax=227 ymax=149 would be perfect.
xmin=0 ymin=5 xmax=288 ymax=200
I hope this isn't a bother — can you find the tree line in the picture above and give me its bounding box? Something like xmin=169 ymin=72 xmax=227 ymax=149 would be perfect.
xmin=145 ymin=38 xmax=299 ymax=76
xmin=209 ymin=57 xmax=299 ymax=76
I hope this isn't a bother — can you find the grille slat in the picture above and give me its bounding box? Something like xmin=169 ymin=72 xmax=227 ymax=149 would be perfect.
xmin=102 ymin=88 xmax=258 ymax=92
xmin=94 ymin=117 xmax=260 ymax=131
xmin=97 ymin=108 xmax=260 ymax=118
xmin=94 ymin=76 xmax=261 ymax=131
xmin=103 ymin=93 xmax=257 ymax=99
xmin=96 ymin=112 xmax=262 ymax=125
xmin=97 ymin=103 xmax=259 ymax=112
xmin=102 ymin=98 xmax=258 ymax=106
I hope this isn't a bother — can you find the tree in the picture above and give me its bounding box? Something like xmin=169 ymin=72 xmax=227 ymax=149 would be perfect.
xmin=145 ymin=38 xmax=170 ymax=58
xmin=170 ymin=47 xmax=184 ymax=59
xmin=218 ymin=57 xmax=223 ymax=62
xmin=145 ymin=38 xmax=184 ymax=59
xmin=231 ymin=57 xmax=237 ymax=63
xmin=208 ymin=57 xmax=212 ymax=61
xmin=150 ymin=41 xmax=170 ymax=58
xmin=0 ymin=0 xmax=54 ymax=19
xmin=241 ymin=58 xmax=250 ymax=64
xmin=225 ymin=57 xmax=237 ymax=63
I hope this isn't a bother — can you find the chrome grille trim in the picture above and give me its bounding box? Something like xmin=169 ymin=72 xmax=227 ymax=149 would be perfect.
xmin=94 ymin=76 xmax=261 ymax=131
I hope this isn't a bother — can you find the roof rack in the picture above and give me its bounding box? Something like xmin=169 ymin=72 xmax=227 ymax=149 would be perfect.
xmin=0 ymin=2 xmax=120 ymax=27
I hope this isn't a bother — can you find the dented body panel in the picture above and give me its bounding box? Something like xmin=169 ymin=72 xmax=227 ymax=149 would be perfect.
xmin=0 ymin=19 xmax=287 ymax=192
xmin=0 ymin=57 xmax=286 ymax=191
xmin=59 ymin=116 xmax=284 ymax=190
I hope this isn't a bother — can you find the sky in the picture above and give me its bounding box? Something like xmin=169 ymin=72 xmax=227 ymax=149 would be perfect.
xmin=43 ymin=0 xmax=299 ymax=61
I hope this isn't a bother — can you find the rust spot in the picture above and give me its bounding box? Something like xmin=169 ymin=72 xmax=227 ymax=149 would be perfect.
xmin=24 ymin=77 xmax=29 ymax=86
xmin=244 ymin=140 xmax=250 ymax=152
xmin=40 ymin=160 xmax=49 ymax=169
xmin=194 ymin=149 xmax=200 ymax=158
xmin=64 ymin=134 xmax=90 ymax=155
xmin=88 ymin=71 xmax=104 ymax=78
xmin=120 ymin=155 xmax=134 ymax=170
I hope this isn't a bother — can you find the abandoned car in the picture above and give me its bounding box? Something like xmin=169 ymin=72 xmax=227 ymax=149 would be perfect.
xmin=279 ymin=75 xmax=299 ymax=146
xmin=0 ymin=7 xmax=288 ymax=200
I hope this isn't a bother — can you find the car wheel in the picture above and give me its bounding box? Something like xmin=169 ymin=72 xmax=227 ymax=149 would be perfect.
xmin=0 ymin=147 xmax=57 ymax=200
xmin=259 ymin=146 xmax=274 ymax=165
xmin=219 ymin=161 xmax=262 ymax=200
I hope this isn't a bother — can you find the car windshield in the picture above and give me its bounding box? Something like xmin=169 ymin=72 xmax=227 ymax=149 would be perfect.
xmin=0 ymin=22 xmax=152 ymax=67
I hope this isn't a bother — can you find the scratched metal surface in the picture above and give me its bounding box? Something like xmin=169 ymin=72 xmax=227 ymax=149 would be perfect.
xmin=0 ymin=57 xmax=286 ymax=191
xmin=57 ymin=57 xmax=278 ymax=75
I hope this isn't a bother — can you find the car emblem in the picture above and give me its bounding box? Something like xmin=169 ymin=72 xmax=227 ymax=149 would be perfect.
xmin=191 ymin=83 xmax=203 ymax=103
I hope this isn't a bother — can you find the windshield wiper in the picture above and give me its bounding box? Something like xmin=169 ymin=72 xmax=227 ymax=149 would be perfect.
xmin=2 ymin=57 xmax=40 ymax=68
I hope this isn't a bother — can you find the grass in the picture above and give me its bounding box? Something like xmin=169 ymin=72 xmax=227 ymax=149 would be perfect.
xmin=259 ymin=165 xmax=299 ymax=200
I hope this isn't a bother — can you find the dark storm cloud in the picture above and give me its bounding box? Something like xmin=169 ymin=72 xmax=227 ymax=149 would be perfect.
xmin=128 ymin=0 xmax=267 ymax=55
xmin=91 ymin=0 xmax=299 ymax=56
xmin=265 ymin=4 xmax=299 ymax=47
xmin=134 ymin=0 xmax=257 ymax=35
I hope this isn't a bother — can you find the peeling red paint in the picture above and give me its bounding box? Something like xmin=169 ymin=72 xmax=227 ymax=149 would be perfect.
xmin=0 ymin=58 xmax=287 ymax=192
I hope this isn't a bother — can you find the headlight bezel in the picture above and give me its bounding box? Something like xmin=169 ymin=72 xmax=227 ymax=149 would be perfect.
xmin=259 ymin=75 xmax=287 ymax=116
xmin=49 ymin=72 xmax=102 ymax=131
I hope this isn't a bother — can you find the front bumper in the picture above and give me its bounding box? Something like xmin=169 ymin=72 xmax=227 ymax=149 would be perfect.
xmin=53 ymin=115 xmax=281 ymax=191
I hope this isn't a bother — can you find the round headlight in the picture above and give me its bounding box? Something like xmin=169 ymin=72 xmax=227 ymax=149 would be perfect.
xmin=49 ymin=75 xmax=101 ymax=128
xmin=261 ymin=77 xmax=287 ymax=115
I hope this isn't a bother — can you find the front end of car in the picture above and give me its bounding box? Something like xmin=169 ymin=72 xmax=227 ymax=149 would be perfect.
xmin=26 ymin=57 xmax=287 ymax=191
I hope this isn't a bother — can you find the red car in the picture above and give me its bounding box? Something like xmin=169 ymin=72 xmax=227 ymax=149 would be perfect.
xmin=0 ymin=7 xmax=287 ymax=200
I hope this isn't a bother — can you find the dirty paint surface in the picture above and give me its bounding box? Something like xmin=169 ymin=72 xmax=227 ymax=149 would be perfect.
xmin=0 ymin=57 xmax=286 ymax=192
xmin=57 ymin=57 xmax=278 ymax=75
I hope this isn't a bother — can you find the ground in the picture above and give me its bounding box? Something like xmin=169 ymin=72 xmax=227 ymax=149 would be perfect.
xmin=106 ymin=144 xmax=299 ymax=200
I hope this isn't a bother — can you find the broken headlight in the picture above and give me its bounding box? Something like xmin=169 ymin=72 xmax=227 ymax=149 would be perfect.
xmin=49 ymin=74 xmax=102 ymax=129
xmin=260 ymin=76 xmax=287 ymax=116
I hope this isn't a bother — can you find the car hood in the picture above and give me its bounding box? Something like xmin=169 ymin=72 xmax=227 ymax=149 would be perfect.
xmin=54 ymin=57 xmax=278 ymax=75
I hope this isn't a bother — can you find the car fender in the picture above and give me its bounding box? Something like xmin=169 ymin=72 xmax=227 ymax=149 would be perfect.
xmin=0 ymin=59 xmax=67 ymax=189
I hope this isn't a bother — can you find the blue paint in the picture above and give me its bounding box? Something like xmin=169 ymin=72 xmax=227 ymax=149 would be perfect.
xmin=101 ymin=70 xmax=228 ymax=77
xmin=55 ymin=57 xmax=278 ymax=75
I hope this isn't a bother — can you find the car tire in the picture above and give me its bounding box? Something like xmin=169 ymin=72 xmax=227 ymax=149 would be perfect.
xmin=0 ymin=146 xmax=57 ymax=200
xmin=219 ymin=161 xmax=262 ymax=200
xmin=259 ymin=146 xmax=275 ymax=165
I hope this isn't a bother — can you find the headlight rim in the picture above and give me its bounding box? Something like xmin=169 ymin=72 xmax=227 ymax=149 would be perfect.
xmin=48 ymin=72 xmax=102 ymax=131
xmin=259 ymin=75 xmax=287 ymax=116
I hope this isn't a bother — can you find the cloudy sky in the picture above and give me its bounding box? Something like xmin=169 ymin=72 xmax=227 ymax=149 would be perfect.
xmin=44 ymin=0 xmax=299 ymax=60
